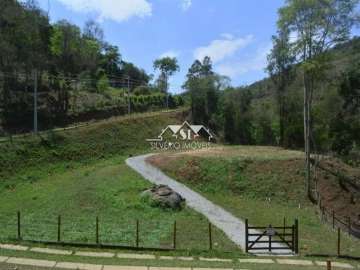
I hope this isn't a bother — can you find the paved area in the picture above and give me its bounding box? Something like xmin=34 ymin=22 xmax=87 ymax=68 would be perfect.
xmin=56 ymin=261 xmax=103 ymax=270
xmin=316 ymin=261 xmax=354 ymax=269
xmin=0 ymin=243 xmax=28 ymax=251
xmin=277 ymin=259 xmax=313 ymax=266
xmin=126 ymin=154 xmax=291 ymax=255
xmin=31 ymin=247 xmax=73 ymax=255
xmin=75 ymin=251 xmax=115 ymax=258
xmin=199 ymin=257 xmax=232 ymax=262
xmin=0 ymin=254 xmax=356 ymax=269
xmin=238 ymin=258 xmax=274 ymax=264
xmin=0 ymin=244 xmax=357 ymax=269
xmin=117 ymin=253 xmax=156 ymax=260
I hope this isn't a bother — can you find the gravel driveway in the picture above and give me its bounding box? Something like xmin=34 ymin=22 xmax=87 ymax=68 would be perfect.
xmin=126 ymin=153 xmax=292 ymax=255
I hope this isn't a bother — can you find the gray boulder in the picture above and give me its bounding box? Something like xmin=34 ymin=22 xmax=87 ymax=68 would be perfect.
xmin=141 ymin=185 xmax=185 ymax=210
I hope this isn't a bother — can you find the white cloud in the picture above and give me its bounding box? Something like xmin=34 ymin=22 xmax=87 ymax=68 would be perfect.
xmin=216 ymin=43 xmax=272 ymax=78
xmin=220 ymin=33 xmax=234 ymax=40
xmin=159 ymin=50 xmax=180 ymax=58
xmin=181 ymin=0 xmax=192 ymax=11
xmin=56 ymin=0 xmax=152 ymax=22
xmin=193 ymin=34 xmax=253 ymax=64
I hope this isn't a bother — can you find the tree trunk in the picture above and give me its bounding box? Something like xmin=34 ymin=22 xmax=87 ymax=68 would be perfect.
xmin=303 ymin=70 xmax=311 ymax=199
xmin=278 ymin=88 xmax=285 ymax=147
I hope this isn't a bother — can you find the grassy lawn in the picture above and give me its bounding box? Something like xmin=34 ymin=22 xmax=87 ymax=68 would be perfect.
xmin=0 ymin=155 xmax=237 ymax=252
xmin=149 ymin=146 xmax=360 ymax=258
xmin=0 ymin=110 xmax=239 ymax=253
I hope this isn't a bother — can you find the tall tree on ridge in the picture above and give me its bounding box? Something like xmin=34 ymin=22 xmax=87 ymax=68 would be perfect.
xmin=153 ymin=57 xmax=179 ymax=108
xmin=267 ymin=28 xmax=295 ymax=147
xmin=277 ymin=0 xmax=359 ymax=199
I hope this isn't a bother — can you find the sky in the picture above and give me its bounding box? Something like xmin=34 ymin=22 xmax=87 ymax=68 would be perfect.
xmin=36 ymin=0 xmax=359 ymax=94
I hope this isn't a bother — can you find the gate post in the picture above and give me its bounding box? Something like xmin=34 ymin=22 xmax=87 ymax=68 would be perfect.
xmin=269 ymin=235 xmax=272 ymax=252
xmin=295 ymin=219 xmax=299 ymax=254
xmin=245 ymin=219 xmax=248 ymax=253
xmin=292 ymin=224 xmax=295 ymax=252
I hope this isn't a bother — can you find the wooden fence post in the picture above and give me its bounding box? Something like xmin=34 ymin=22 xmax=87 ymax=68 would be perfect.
xmin=173 ymin=221 xmax=176 ymax=250
xmin=337 ymin=228 xmax=341 ymax=257
xmin=208 ymin=222 xmax=212 ymax=250
xmin=295 ymin=219 xmax=299 ymax=254
xmin=17 ymin=211 xmax=21 ymax=240
xmin=327 ymin=260 xmax=332 ymax=270
xmin=292 ymin=224 xmax=295 ymax=252
xmin=332 ymin=211 xmax=335 ymax=229
xmin=348 ymin=217 xmax=351 ymax=236
xmin=269 ymin=235 xmax=272 ymax=252
xmin=136 ymin=220 xmax=139 ymax=248
xmin=283 ymin=217 xmax=286 ymax=235
xmin=57 ymin=215 xmax=61 ymax=242
xmin=245 ymin=219 xmax=248 ymax=253
xmin=96 ymin=217 xmax=99 ymax=245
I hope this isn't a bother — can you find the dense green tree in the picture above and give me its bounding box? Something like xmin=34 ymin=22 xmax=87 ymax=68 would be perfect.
xmin=0 ymin=0 xmax=154 ymax=130
xmin=153 ymin=57 xmax=179 ymax=107
xmin=277 ymin=0 xmax=359 ymax=198
xmin=184 ymin=57 xmax=220 ymax=126
xmin=331 ymin=63 xmax=360 ymax=156
xmin=267 ymin=28 xmax=295 ymax=147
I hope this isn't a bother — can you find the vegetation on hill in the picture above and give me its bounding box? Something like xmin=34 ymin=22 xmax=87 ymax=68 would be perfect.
xmin=181 ymin=0 xmax=359 ymax=169
xmin=149 ymin=147 xmax=360 ymax=257
xmin=0 ymin=110 xmax=186 ymax=182
xmin=183 ymin=37 xmax=360 ymax=162
xmin=0 ymin=1 xmax=184 ymax=134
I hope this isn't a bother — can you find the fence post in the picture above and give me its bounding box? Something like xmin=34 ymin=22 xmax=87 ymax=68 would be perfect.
xmin=292 ymin=224 xmax=295 ymax=252
xmin=17 ymin=211 xmax=21 ymax=240
xmin=332 ymin=211 xmax=335 ymax=229
xmin=136 ymin=220 xmax=139 ymax=248
xmin=245 ymin=219 xmax=248 ymax=253
xmin=173 ymin=221 xmax=176 ymax=250
xmin=295 ymin=219 xmax=299 ymax=254
xmin=269 ymin=235 xmax=272 ymax=252
xmin=347 ymin=217 xmax=351 ymax=236
xmin=327 ymin=260 xmax=332 ymax=270
xmin=96 ymin=217 xmax=99 ymax=245
xmin=208 ymin=222 xmax=212 ymax=250
xmin=337 ymin=228 xmax=341 ymax=257
xmin=57 ymin=215 xmax=61 ymax=242
xmin=283 ymin=217 xmax=286 ymax=235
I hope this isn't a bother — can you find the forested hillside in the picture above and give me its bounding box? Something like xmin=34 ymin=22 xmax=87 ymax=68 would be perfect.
xmin=228 ymin=37 xmax=360 ymax=158
xmin=184 ymin=37 xmax=360 ymax=164
xmin=0 ymin=0 xmax=183 ymax=134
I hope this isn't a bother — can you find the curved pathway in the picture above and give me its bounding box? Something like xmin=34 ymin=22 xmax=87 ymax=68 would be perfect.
xmin=126 ymin=154 xmax=292 ymax=255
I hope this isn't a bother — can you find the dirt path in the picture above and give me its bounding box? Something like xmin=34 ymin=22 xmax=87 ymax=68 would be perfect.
xmin=126 ymin=154 xmax=292 ymax=255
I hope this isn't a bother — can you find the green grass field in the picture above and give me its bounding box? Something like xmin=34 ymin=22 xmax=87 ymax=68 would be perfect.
xmin=0 ymin=156 xmax=237 ymax=251
xmin=0 ymin=111 xmax=238 ymax=253
xmin=1 ymin=111 xmax=359 ymax=263
xmin=150 ymin=146 xmax=360 ymax=257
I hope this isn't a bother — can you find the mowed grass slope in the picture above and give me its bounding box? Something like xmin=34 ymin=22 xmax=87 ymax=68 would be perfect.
xmin=149 ymin=146 xmax=360 ymax=257
xmin=0 ymin=110 xmax=185 ymax=181
xmin=0 ymin=110 xmax=237 ymax=252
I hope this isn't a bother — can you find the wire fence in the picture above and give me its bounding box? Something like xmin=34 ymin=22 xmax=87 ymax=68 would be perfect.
xmin=319 ymin=200 xmax=360 ymax=239
xmin=0 ymin=212 xmax=240 ymax=252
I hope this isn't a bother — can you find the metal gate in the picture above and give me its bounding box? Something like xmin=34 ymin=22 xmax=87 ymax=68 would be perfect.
xmin=245 ymin=219 xmax=299 ymax=254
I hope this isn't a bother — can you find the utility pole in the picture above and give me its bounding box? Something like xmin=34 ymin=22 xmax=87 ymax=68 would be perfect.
xmin=33 ymin=69 xmax=38 ymax=134
xmin=127 ymin=76 xmax=131 ymax=114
